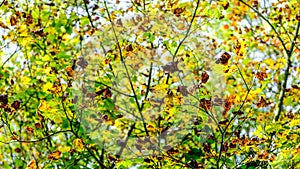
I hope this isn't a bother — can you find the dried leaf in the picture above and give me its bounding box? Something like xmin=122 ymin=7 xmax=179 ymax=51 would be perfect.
xmin=77 ymin=57 xmax=88 ymax=69
xmin=10 ymin=15 xmax=17 ymax=26
xmin=256 ymin=96 xmax=266 ymax=108
xmin=200 ymin=98 xmax=212 ymax=111
xmin=256 ymin=71 xmax=268 ymax=81
xmin=218 ymin=118 xmax=229 ymax=125
xmin=0 ymin=22 xmax=9 ymax=29
xmin=0 ymin=94 xmax=8 ymax=105
xmin=215 ymin=52 xmax=231 ymax=65
xmin=200 ymin=71 xmax=209 ymax=84
xmin=11 ymin=100 xmax=21 ymax=110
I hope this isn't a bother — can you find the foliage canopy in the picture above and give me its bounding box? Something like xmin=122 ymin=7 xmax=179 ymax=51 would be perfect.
xmin=0 ymin=0 xmax=299 ymax=168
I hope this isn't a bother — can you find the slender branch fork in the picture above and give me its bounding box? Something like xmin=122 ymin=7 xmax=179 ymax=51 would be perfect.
xmin=239 ymin=0 xmax=300 ymax=165
xmin=238 ymin=1 xmax=300 ymax=122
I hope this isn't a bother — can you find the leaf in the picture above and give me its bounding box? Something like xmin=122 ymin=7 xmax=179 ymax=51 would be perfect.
xmin=73 ymin=138 xmax=84 ymax=152
xmin=215 ymin=51 xmax=231 ymax=65
xmin=21 ymin=76 xmax=31 ymax=85
xmin=200 ymin=71 xmax=209 ymax=84
xmin=256 ymin=71 xmax=267 ymax=81
xmin=256 ymin=96 xmax=266 ymax=108
xmin=27 ymin=159 xmax=38 ymax=169
xmin=77 ymin=57 xmax=88 ymax=69
xmin=234 ymin=40 xmax=247 ymax=60
xmin=48 ymin=150 xmax=62 ymax=160
xmin=0 ymin=94 xmax=8 ymax=105
xmin=42 ymin=82 xmax=53 ymax=92
xmin=10 ymin=15 xmax=17 ymax=26
xmin=38 ymin=100 xmax=50 ymax=111
xmin=0 ymin=22 xmax=9 ymax=29
xmin=199 ymin=98 xmax=212 ymax=111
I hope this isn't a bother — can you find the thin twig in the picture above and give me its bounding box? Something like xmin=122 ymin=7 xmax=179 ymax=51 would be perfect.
xmin=172 ymin=0 xmax=200 ymax=60
xmin=239 ymin=0 xmax=288 ymax=52
xmin=1 ymin=48 xmax=19 ymax=69
xmin=0 ymin=130 xmax=72 ymax=144
xmin=104 ymin=0 xmax=149 ymax=144
xmin=274 ymin=13 xmax=300 ymax=122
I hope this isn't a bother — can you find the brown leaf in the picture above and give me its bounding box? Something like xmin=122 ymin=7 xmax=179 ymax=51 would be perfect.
xmin=162 ymin=61 xmax=180 ymax=73
xmin=125 ymin=44 xmax=133 ymax=51
xmin=25 ymin=13 xmax=33 ymax=25
xmin=11 ymin=100 xmax=21 ymax=110
xmin=96 ymin=88 xmax=112 ymax=98
xmin=218 ymin=118 xmax=229 ymax=125
xmin=35 ymin=122 xmax=42 ymax=129
xmin=215 ymin=52 xmax=231 ymax=65
xmin=14 ymin=148 xmax=21 ymax=153
xmin=297 ymin=15 xmax=300 ymax=22
xmin=203 ymin=142 xmax=211 ymax=152
xmin=0 ymin=94 xmax=8 ymax=105
xmin=66 ymin=66 xmax=75 ymax=77
xmin=200 ymin=98 xmax=212 ymax=111
xmin=200 ymin=71 xmax=209 ymax=84
xmin=0 ymin=22 xmax=9 ymax=29
xmin=256 ymin=96 xmax=266 ymax=108
xmin=213 ymin=97 xmax=223 ymax=106
xmin=253 ymin=0 xmax=259 ymax=7
xmin=25 ymin=126 xmax=34 ymax=134
xmin=256 ymin=71 xmax=267 ymax=81
xmin=77 ymin=57 xmax=88 ymax=69
xmin=177 ymin=86 xmax=188 ymax=96
xmin=10 ymin=15 xmax=17 ymax=26
xmin=34 ymin=29 xmax=46 ymax=37
xmin=223 ymin=95 xmax=235 ymax=115
xmin=173 ymin=7 xmax=184 ymax=17
xmin=222 ymin=2 xmax=229 ymax=10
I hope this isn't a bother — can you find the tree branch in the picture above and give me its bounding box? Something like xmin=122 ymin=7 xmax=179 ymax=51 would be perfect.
xmin=238 ymin=0 xmax=288 ymax=53
xmin=274 ymin=12 xmax=300 ymax=122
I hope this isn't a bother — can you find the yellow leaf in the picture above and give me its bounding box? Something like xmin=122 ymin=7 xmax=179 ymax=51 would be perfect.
xmin=41 ymin=55 xmax=51 ymax=61
xmin=21 ymin=76 xmax=31 ymax=85
xmin=234 ymin=40 xmax=247 ymax=60
xmin=58 ymin=146 xmax=71 ymax=153
xmin=47 ymin=150 xmax=61 ymax=160
xmin=73 ymin=138 xmax=84 ymax=152
xmin=38 ymin=100 xmax=50 ymax=111
xmin=27 ymin=159 xmax=38 ymax=169
xmin=42 ymin=82 xmax=53 ymax=92
xmin=290 ymin=119 xmax=300 ymax=127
